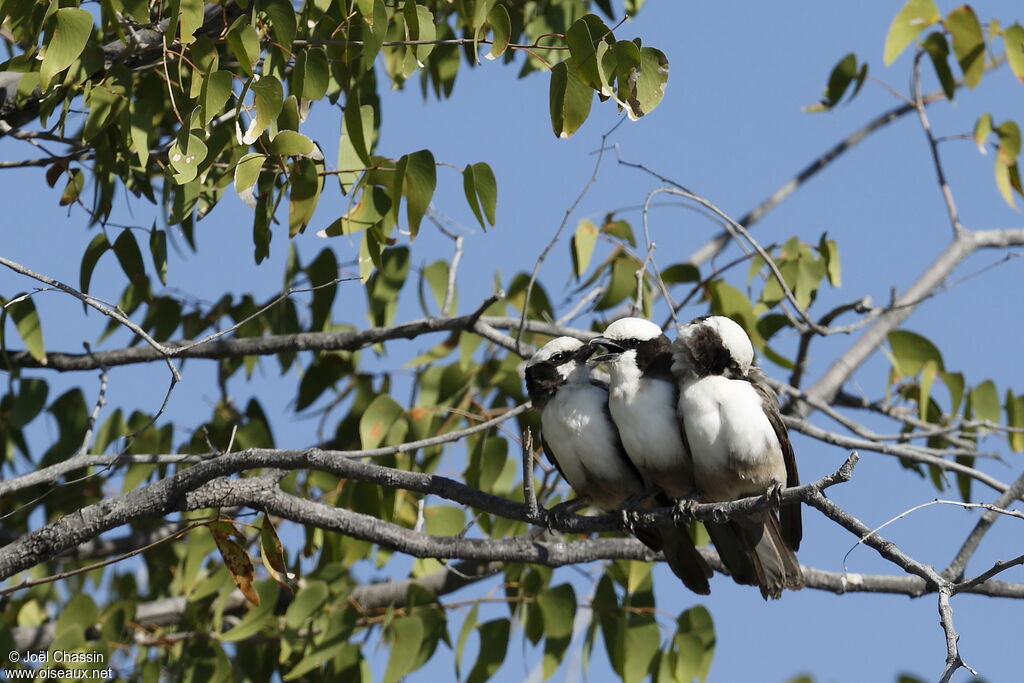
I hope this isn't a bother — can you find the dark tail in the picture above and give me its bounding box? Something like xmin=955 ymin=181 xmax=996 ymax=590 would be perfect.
xmin=633 ymin=522 xmax=712 ymax=595
xmin=656 ymin=520 xmax=713 ymax=595
xmin=706 ymin=514 xmax=803 ymax=600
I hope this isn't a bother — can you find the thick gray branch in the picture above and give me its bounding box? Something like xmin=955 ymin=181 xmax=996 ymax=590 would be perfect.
xmin=800 ymin=228 xmax=1024 ymax=415
xmin=0 ymin=316 xmax=592 ymax=371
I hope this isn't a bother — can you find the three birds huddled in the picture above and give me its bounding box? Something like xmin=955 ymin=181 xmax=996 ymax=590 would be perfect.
xmin=524 ymin=315 xmax=803 ymax=600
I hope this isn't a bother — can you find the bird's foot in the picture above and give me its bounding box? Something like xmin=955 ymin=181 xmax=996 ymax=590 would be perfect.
xmin=546 ymin=497 xmax=588 ymax=532
xmin=672 ymin=496 xmax=699 ymax=526
xmin=619 ymin=506 xmax=641 ymax=536
xmin=766 ymin=483 xmax=785 ymax=507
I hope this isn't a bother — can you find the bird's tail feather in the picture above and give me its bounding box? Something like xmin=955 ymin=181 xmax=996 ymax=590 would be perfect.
xmin=704 ymin=521 xmax=757 ymax=585
xmin=656 ymin=520 xmax=713 ymax=595
xmin=737 ymin=513 xmax=804 ymax=600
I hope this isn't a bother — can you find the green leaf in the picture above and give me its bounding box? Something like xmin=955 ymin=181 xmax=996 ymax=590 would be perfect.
xmin=424 ymin=504 xmax=465 ymax=536
xmin=455 ymin=603 xmax=479 ymax=680
xmin=40 ymin=8 xmax=93 ymax=83
xmin=226 ymin=16 xmax=261 ymax=76
xmin=1005 ymin=391 xmax=1024 ymax=452
xmin=234 ymin=153 xmax=266 ymax=198
xmin=624 ymin=47 xmax=669 ymax=120
xmin=178 ymin=0 xmax=204 ymax=46
xmin=261 ymin=0 xmax=296 ymax=49
xmin=995 ymin=120 xmax=1021 ymax=166
xmin=306 ymin=248 xmax=339 ymax=331
xmin=80 ymin=233 xmax=110 ymax=295
xmin=220 ymin=580 xmax=278 ymax=641
xmin=199 ymin=70 xmax=232 ymax=124
xmin=54 ymin=593 xmax=99 ymax=638
xmin=288 ymin=158 xmax=323 ymax=236
xmin=286 ymin=642 xmax=361 ymax=681
xmin=973 ymin=113 xmax=992 ymax=154
xmin=674 ymin=606 xmax=715 ymax=683
xmin=919 ymin=359 xmax=938 ymax=419
xmin=567 ymin=14 xmax=614 ymax=90
xmin=921 ymin=33 xmax=956 ymax=100
xmin=706 ymin=280 xmax=764 ymax=347
xmin=284 ymin=580 xmax=329 ymax=630
xmin=252 ymin=75 xmax=285 ymax=139
xmin=818 ymin=233 xmax=841 ymax=286
xmin=293 ymin=47 xmax=329 ymax=100
xmin=1005 ymin=24 xmax=1024 ymax=85
xmin=994 ymin=158 xmax=1022 ymax=208
xmin=344 ymin=101 xmax=375 ymax=166
xmin=359 ymin=394 xmax=404 ymax=449
xmin=58 ymin=168 xmax=85 ymax=206
xmin=6 ymin=296 xmax=45 ymax=363
xmin=538 ymin=583 xmax=576 ymax=639
xmin=550 ymin=58 xmax=593 ymax=138
xmin=887 ymin=329 xmax=944 ymax=375
xmin=9 ymin=378 xmax=49 ymax=428
xmin=806 ymin=52 xmax=864 ymax=111
xmin=383 ymin=616 xmax=424 ymax=683
xmin=113 ymin=229 xmax=149 ymax=289
xmin=571 ymin=220 xmax=599 ymax=278
xmin=149 ymin=229 xmax=168 ymax=285
xmin=945 ymin=5 xmax=985 ymax=88
xmin=883 ymin=0 xmax=940 ymax=65
xmin=463 ymin=162 xmax=498 ymax=229
xmin=485 ymin=4 xmax=511 ymax=61
xmin=941 ymin=370 xmax=965 ymax=416
xmin=623 ymin=617 xmax=659 ymax=683
xmin=593 ymin=254 xmax=637 ymax=311
xmin=319 ymin=186 xmax=392 ymax=237
xmin=398 ymin=150 xmax=436 ymax=238
xmin=169 ymin=132 xmax=208 ymax=185
xmin=969 ymin=380 xmax=1000 ymax=427
xmin=466 ymin=619 xmax=510 ymax=683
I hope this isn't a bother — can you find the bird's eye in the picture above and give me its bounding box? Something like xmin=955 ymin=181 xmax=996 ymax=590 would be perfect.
xmin=550 ymin=352 xmax=565 ymax=363
xmin=626 ymin=338 xmax=640 ymax=348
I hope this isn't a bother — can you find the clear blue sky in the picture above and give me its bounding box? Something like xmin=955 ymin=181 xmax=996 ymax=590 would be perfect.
xmin=3 ymin=2 xmax=1024 ymax=681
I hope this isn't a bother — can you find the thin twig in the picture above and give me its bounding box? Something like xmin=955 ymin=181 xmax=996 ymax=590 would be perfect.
xmin=912 ymin=50 xmax=964 ymax=237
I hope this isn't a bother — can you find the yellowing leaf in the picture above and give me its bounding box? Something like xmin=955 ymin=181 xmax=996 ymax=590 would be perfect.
xmin=945 ymin=5 xmax=985 ymax=88
xmin=974 ymin=113 xmax=993 ymax=154
xmin=571 ymin=220 xmax=599 ymax=277
xmin=359 ymin=394 xmax=404 ymax=449
xmin=5 ymin=296 xmax=45 ymax=363
xmin=209 ymin=521 xmax=259 ymax=606
xmin=1005 ymin=24 xmax=1024 ymax=84
xmin=883 ymin=0 xmax=940 ymax=65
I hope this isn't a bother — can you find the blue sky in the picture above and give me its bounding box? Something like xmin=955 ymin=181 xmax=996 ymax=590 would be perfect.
xmin=3 ymin=1 xmax=1024 ymax=681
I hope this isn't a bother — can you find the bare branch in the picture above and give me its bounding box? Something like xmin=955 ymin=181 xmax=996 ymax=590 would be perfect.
xmin=912 ymin=51 xmax=964 ymax=237
xmin=945 ymin=471 xmax=1024 ymax=580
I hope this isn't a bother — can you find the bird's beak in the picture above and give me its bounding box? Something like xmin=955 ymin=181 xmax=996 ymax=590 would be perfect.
xmin=588 ymin=336 xmax=624 ymax=363
xmin=573 ymin=343 xmax=598 ymax=363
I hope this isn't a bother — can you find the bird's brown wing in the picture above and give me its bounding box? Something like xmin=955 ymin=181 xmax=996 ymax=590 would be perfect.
xmin=747 ymin=368 xmax=802 ymax=552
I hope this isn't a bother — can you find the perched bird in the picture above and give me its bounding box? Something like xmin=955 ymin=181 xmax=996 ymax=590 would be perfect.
xmin=524 ymin=336 xmax=710 ymax=594
xmin=589 ymin=318 xmax=713 ymax=594
xmin=671 ymin=315 xmax=803 ymax=599
xmin=524 ymin=337 xmax=647 ymax=513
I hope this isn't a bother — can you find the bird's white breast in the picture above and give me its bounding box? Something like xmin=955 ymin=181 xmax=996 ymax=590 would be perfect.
xmin=606 ymin=364 xmax=692 ymax=497
xmin=542 ymin=382 xmax=640 ymax=509
xmin=678 ymin=375 xmax=786 ymax=501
